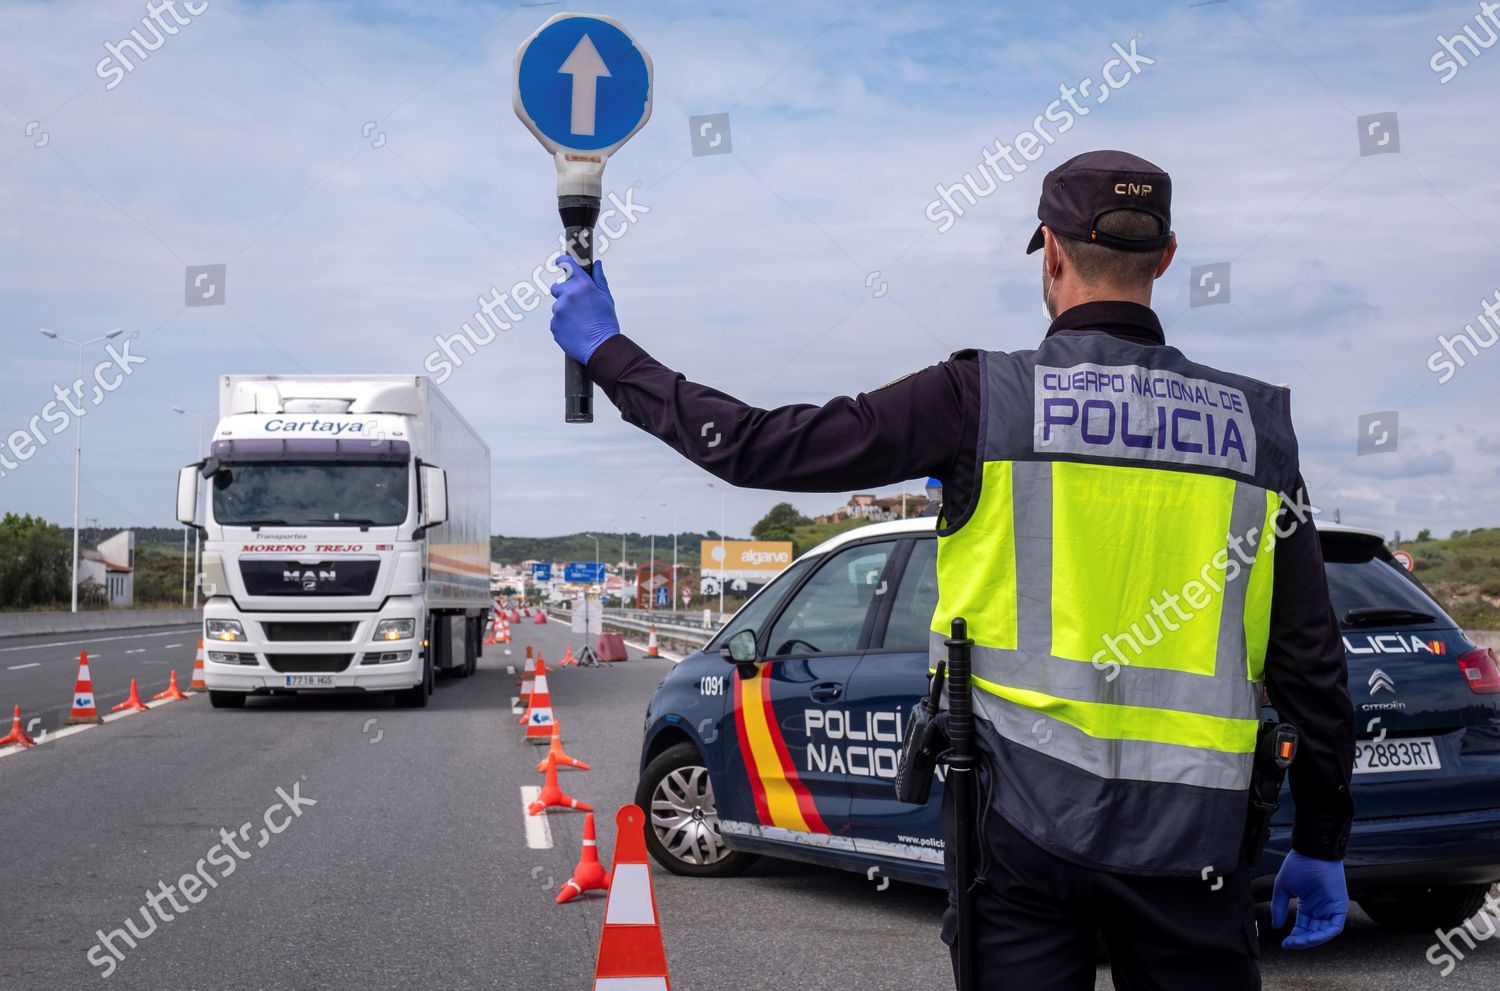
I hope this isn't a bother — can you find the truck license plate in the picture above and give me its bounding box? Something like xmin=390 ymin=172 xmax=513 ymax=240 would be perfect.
xmin=284 ymin=675 xmax=335 ymax=687
xmin=1353 ymin=737 xmax=1441 ymax=774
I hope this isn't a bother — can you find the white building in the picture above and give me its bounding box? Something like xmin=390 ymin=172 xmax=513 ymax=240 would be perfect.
xmin=79 ymin=531 xmax=134 ymax=607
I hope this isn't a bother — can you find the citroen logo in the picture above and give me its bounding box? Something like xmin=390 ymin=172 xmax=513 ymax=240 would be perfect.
xmin=1368 ymin=669 xmax=1396 ymax=695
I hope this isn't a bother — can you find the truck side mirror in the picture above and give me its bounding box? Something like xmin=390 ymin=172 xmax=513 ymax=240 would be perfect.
xmin=420 ymin=464 xmax=448 ymax=528
xmin=176 ymin=466 xmax=200 ymax=526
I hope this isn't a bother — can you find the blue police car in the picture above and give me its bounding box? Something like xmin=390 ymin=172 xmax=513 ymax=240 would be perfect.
xmin=635 ymin=517 xmax=1500 ymax=931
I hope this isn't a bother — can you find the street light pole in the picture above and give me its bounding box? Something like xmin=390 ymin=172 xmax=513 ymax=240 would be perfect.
xmin=660 ymin=502 xmax=677 ymax=616
xmin=706 ymin=482 xmax=726 ymax=618
xmin=40 ymin=329 xmax=122 ymax=613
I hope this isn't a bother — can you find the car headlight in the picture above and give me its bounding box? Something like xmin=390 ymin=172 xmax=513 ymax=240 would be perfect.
xmin=374 ymin=618 xmax=416 ymax=641
xmin=206 ymin=619 xmax=246 ymax=642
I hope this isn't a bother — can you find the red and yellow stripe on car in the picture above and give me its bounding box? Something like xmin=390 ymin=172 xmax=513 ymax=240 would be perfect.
xmin=733 ymin=666 xmax=828 ymax=833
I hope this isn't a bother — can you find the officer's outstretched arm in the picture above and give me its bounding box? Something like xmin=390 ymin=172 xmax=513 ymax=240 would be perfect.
xmin=549 ymin=255 xmax=967 ymax=492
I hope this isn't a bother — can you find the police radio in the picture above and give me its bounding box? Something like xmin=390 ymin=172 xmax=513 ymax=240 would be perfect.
xmin=895 ymin=660 xmax=947 ymax=806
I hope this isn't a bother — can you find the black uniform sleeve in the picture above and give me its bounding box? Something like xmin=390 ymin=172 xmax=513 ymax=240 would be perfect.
xmin=1262 ymin=476 xmax=1356 ymax=861
xmin=586 ymin=335 xmax=973 ymax=495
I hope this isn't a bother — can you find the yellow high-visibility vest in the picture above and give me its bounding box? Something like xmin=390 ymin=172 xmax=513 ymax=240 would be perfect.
xmin=931 ymin=334 xmax=1297 ymax=873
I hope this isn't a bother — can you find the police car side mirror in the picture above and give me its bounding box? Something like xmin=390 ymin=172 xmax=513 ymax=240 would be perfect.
xmin=720 ymin=629 xmax=758 ymax=665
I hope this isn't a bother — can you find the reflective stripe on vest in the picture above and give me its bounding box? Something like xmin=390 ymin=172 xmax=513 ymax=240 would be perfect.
xmin=930 ymin=338 xmax=1297 ymax=873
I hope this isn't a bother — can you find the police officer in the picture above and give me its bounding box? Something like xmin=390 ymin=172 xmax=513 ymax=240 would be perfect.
xmin=549 ymin=150 xmax=1355 ymax=990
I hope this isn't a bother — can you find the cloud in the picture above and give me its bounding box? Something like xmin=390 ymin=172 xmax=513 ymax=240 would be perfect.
xmin=0 ymin=0 xmax=1496 ymax=541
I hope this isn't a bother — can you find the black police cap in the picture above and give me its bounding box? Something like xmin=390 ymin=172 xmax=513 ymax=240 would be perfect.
xmin=1025 ymin=150 xmax=1172 ymax=254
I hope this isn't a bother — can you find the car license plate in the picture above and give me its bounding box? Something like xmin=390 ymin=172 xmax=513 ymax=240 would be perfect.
xmin=1353 ymin=736 xmax=1441 ymax=774
xmin=284 ymin=675 xmax=335 ymax=688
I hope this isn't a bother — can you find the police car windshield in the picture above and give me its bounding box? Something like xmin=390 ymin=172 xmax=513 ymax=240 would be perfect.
xmin=1321 ymin=533 xmax=1451 ymax=630
xmin=711 ymin=557 xmax=814 ymax=649
xmin=211 ymin=462 xmax=409 ymax=528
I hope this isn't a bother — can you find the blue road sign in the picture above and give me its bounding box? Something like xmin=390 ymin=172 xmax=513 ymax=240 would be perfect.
xmin=564 ymin=561 xmax=606 ymax=584
xmin=514 ymin=14 xmax=652 ymax=154
xmin=655 ymin=585 xmax=669 ymax=607
xmin=531 ymin=563 xmax=552 ymax=583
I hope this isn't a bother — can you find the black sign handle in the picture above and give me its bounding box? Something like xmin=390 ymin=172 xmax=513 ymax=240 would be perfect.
xmin=559 ymin=194 xmax=601 ymax=424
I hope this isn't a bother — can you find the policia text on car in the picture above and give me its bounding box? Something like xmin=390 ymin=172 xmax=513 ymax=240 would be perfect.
xmin=548 ymin=150 xmax=1356 ymax=991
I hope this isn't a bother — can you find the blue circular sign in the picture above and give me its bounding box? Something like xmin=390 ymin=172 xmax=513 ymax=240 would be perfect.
xmin=517 ymin=17 xmax=650 ymax=152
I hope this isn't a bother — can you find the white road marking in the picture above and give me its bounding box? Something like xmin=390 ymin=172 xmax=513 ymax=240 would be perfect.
xmin=506 ymin=665 xmax=516 ymax=675
xmin=7 ymin=663 xmax=40 ymax=671
xmin=0 ymin=694 xmax=198 ymax=758
xmin=510 ymin=696 xmax=523 ymax=715
xmin=0 ymin=627 xmax=198 ymax=654
xmin=164 ymin=643 xmax=183 ymax=649
xmin=520 ymin=786 xmax=553 ymax=849
xmin=125 ymin=649 xmax=146 ymax=654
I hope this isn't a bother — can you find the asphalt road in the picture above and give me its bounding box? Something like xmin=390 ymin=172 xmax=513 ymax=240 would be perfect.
xmin=1 ymin=619 xmax=1496 ymax=990
xmin=0 ymin=625 xmax=201 ymax=731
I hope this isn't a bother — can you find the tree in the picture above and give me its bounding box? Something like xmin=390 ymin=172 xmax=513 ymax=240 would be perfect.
xmin=0 ymin=513 xmax=72 ymax=609
xmin=752 ymin=502 xmax=810 ymax=543
xmin=1415 ymin=528 xmax=1432 ymax=542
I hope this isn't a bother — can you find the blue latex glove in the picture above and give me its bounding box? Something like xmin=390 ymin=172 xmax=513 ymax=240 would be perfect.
xmin=1270 ymin=850 xmax=1348 ymax=949
xmin=548 ymin=254 xmax=619 ymax=364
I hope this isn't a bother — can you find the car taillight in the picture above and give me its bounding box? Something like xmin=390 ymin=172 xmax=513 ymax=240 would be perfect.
xmin=1457 ymin=647 xmax=1500 ymax=694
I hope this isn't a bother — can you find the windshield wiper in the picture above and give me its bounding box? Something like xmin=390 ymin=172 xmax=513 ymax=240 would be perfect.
xmin=229 ymin=519 xmax=292 ymax=531
xmin=307 ymin=517 xmax=380 ymax=530
xmin=1342 ymin=606 xmax=1437 ymax=628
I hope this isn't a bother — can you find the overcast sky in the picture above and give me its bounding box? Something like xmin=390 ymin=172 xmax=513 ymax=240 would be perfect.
xmin=1 ymin=0 xmax=1497 ymax=540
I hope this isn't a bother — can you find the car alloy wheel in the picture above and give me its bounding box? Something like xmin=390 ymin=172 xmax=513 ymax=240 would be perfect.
xmin=651 ymin=764 xmax=728 ymax=866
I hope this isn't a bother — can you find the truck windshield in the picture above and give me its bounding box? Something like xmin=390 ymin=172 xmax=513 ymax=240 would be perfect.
xmin=211 ymin=463 xmax=409 ymax=527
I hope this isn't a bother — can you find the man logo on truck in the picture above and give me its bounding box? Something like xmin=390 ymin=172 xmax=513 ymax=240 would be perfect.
xmin=284 ymin=568 xmax=336 ymax=591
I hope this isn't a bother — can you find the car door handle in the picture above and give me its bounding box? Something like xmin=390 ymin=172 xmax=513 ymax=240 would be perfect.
xmin=809 ymin=682 xmax=844 ymax=703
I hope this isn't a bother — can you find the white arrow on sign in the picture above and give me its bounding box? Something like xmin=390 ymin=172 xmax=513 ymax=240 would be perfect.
xmin=559 ymin=34 xmax=611 ymax=137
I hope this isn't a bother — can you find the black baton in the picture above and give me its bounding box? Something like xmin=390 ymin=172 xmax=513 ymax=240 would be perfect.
xmin=946 ymin=617 xmax=977 ymax=991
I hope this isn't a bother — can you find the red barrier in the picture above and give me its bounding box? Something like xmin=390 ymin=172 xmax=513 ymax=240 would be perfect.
xmin=595 ymin=633 xmax=628 ymax=662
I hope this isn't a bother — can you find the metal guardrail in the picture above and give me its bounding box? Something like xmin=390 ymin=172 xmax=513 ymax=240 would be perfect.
xmin=605 ymin=607 xmax=727 ymax=630
xmin=545 ymin=605 xmax=719 ymax=655
xmin=0 ymin=607 xmax=201 ymax=640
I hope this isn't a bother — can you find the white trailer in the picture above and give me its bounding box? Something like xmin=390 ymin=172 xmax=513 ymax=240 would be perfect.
xmin=176 ymin=375 xmax=491 ymax=708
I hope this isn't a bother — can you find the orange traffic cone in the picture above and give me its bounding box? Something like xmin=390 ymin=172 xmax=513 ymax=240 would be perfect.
xmin=190 ymin=639 xmax=207 ymax=691
xmin=525 ymin=644 xmax=534 ymax=661
xmin=521 ymin=661 xmax=554 ymax=738
xmin=560 ymin=645 xmax=577 ymax=667
xmin=536 ymin=722 xmax=591 ymax=772
xmin=593 ymin=804 xmax=672 ymax=989
xmin=66 ymin=651 xmax=104 ymax=725
xmin=557 ymin=811 xmax=610 ymax=904
xmin=153 ymin=670 xmax=191 ymax=701
xmin=646 ymin=624 xmax=660 ymax=658
xmin=0 ymin=705 xmax=36 ymax=748
xmin=485 ymin=611 xmax=499 ymax=644
xmin=112 ymin=678 xmax=150 ymax=712
xmin=518 ymin=655 xmax=542 ymax=711
xmin=528 ymin=759 xmax=592 ymax=815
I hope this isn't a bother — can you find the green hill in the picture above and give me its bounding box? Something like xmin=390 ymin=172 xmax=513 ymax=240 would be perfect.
xmin=1406 ymin=528 xmax=1500 ymax=630
xmin=490 ymin=531 xmax=735 ymax=567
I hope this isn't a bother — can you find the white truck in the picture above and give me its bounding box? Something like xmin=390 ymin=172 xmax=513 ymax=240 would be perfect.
xmin=175 ymin=375 xmax=491 ymax=709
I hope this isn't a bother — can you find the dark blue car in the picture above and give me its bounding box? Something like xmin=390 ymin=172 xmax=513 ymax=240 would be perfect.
xmin=636 ymin=518 xmax=1500 ymax=931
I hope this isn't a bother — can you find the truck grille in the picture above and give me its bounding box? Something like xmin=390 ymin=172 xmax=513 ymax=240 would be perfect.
xmin=261 ymin=621 xmax=357 ymax=642
xmin=240 ymin=560 xmax=380 ymax=596
xmin=265 ymin=654 xmax=354 ymax=673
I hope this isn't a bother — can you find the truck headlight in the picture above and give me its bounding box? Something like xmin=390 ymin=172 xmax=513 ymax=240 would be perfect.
xmin=206 ymin=619 xmax=246 ymax=642
xmin=374 ymin=618 xmax=416 ymax=641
